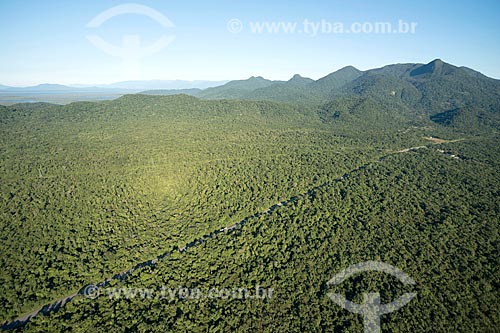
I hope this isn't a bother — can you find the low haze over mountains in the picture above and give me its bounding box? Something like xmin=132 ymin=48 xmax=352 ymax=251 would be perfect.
xmin=0 ymin=80 xmax=227 ymax=93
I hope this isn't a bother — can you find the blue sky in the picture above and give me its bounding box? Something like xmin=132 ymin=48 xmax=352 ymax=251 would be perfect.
xmin=1 ymin=0 xmax=499 ymax=86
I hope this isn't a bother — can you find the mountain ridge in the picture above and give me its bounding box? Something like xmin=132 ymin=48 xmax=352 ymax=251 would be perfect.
xmin=3 ymin=60 xmax=499 ymax=131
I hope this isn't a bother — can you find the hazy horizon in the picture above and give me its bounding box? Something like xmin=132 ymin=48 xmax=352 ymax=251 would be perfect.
xmin=1 ymin=58 xmax=497 ymax=89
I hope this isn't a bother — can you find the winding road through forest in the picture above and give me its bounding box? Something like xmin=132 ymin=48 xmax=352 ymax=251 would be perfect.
xmin=1 ymin=143 xmax=458 ymax=330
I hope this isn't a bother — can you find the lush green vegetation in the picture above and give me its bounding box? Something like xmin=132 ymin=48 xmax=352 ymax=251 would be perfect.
xmin=0 ymin=95 xmax=400 ymax=322
xmin=20 ymin=136 xmax=500 ymax=332
xmin=1 ymin=59 xmax=499 ymax=331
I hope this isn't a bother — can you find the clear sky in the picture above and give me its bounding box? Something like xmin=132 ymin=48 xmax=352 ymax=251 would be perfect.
xmin=1 ymin=0 xmax=499 ymax=86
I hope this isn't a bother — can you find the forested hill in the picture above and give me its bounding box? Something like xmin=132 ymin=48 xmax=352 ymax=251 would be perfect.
xmin=141 ymin=59 xmax=500 ymax=130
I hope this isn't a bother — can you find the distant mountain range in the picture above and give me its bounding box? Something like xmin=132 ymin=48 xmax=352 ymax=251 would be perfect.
xmin=2 ymin=84 xmax=83 ymax=92
xmin=157 ymin=59 xmax=498 ymax=107
xmin=138 ymin=59 xmax=499 ymax=130
xmin=87 ymin=80 xmax=228 ymax=90
xmin=0 ymin=80 xmax=228 ymax=93
xmin=2 ymin=59 xmax=499 ymax=130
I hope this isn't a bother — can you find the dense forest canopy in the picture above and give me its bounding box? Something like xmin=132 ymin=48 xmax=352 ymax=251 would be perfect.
xmin=0 ymin=59 xmax=499 ymax=332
